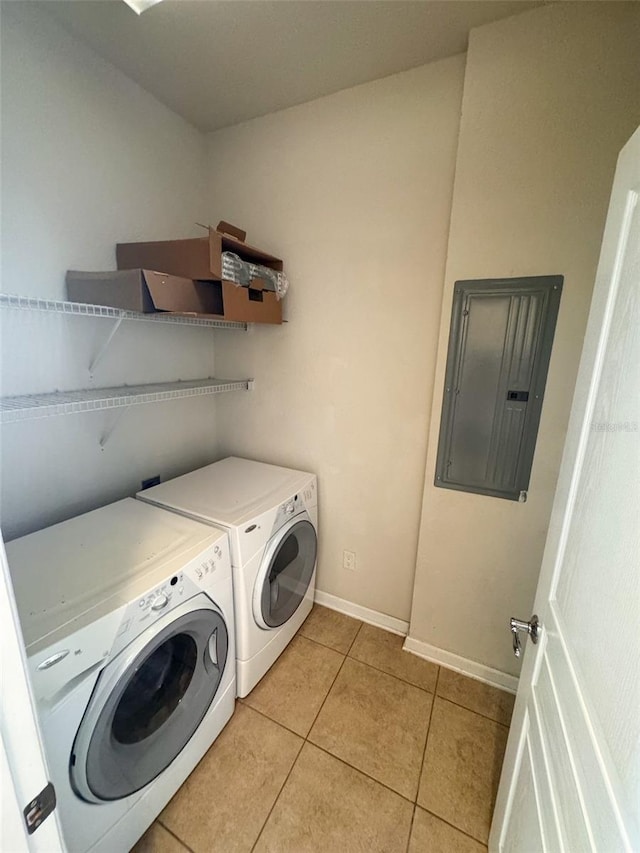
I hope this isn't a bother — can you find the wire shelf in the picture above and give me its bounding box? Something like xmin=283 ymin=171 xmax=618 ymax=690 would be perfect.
xmin=0 ymin=379 xmax=251 ymax=423
xmin=0 ymin=293 xmax=248 ymax=331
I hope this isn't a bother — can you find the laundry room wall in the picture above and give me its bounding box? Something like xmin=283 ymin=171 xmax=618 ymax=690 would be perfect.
xmin=0 ymin=3 xmax=222 ymax=541
xmin=206 ymin=56 xmax=466 ymax=623
xmin=408 ymin=2 xmax=640 ymax=679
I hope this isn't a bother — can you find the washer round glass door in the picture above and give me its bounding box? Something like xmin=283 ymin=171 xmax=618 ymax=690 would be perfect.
xmin=71 ymin=597 xmax=228 ymax=802
xmin=255 ymin=516 xmax=317 ymax=629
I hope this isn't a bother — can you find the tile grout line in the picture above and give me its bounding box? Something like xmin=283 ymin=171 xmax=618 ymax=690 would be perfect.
xmin=419 ymin=806 xmax=490 ymax=848
xmin=249 ymin=633 xmax=355 ymax=853
xmin=406 ymin=666 xmax=441 ymax=853
xmin=235 ymin=616 xmax=506 ymax=851
xmin=422 ymin=665 xmax=440 ymax=764
xmin=416 ymin=677 xmax=494 ymax=848
xmin=416 ymin=665 xmax=440 ymax=797
xmin=346 ymin=650 xmax=436 ymax=696
xmin=405 ymin=805 xmax=417 ymax=853
xmin=406 ymin=666 xmax=440 ymax=853
xmin=244 ymin=640 xmax=507 ymax=848
xmin=434 ymin=694 xmax=512 ymax=730
xmin=345 ymin=651 xmax=511 ymax=728
xmin=241 ymin=701 xmax=422 ymax=809
xmin=406 ymin=664 xmax=441 ymax=853
xmin=241 ymin=701 xmax=421 ymax=809
xmin=151 ymin=615 xmax=503 ymax=851
xmin=255 ymin=630 xmax=512 ymax=729
xmin=159 ymin=706 xmax=487 ymax=853
xmin=241 ymin=700 xmax=306 ymax=740
xmin=157 ymin=818 xmax=197 ymax=853
xmin=247 ymin=621 xmax=509 ymax=842
xmin=302 ymin=621 xmax=513 ymax=727
xmin=307 ymin=740 xmax=417 ymax=806
xmin=305 ymin=643 xmax=352 ymax=737
xmin=345 ymin=620 xmax=364 ymax=654
xmin=249 ymin=620 xmax=426 ymax=849
xmin=298 ymin=623 xmax=363 ymax=657
xmin=249 ymin=735 xmax=306 ymax=853
xmin=297 ymin=633 xmax=350 ymax=655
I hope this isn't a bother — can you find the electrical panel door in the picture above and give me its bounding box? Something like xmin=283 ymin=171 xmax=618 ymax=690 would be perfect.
xmin=435 ymin=276 xmax=562 ymax=500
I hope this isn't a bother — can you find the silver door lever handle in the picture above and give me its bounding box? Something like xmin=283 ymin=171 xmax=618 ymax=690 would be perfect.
xmin=510 ymin=615 xmax=539 ymax=658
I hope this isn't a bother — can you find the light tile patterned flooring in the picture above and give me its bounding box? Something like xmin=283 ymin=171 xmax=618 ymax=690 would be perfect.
xmin=133 ymin=606 xmax=514 ymax=853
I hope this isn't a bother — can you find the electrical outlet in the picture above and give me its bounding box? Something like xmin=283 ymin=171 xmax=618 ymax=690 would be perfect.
xmin=140 ymin=475 xmax=161 ymax=490
xmin=343 ymin=550 xmax=356 ymax=571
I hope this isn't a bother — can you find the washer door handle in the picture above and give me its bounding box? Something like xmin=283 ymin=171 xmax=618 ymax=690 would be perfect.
xmin=208 ymin=628 xmax=218 ymax=667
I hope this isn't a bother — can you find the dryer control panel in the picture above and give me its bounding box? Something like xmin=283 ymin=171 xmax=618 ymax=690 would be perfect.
xmin=271 ymin=493 xmax=305 ymax=536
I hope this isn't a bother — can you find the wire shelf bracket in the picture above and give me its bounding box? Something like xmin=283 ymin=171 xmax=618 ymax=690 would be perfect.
xmin=1 ymin=292 xmax=248 ymax=377
xmin=99 ymin=407 xmax=127 ymax=450
xmin=89 ymin=317 xmax=123 ymax=376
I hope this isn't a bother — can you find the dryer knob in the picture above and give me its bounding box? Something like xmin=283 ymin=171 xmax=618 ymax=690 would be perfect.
xmin=151 ymin=593 xmax=169 ymax=611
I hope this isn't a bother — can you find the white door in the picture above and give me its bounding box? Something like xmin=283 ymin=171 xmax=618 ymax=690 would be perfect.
xmin=490 ymin=126 xmax=640 ymax=852
xmin=0 ymin=535 xmax=65 ymax=852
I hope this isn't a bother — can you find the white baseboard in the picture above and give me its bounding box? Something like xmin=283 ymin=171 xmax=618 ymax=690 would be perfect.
xmin=313 ymin=590 xmax=518 ymax=694
xmin=313 ymin=590 xmax=409 ymax=637
xmin=403 ymin=636 xmax=519 ymax=694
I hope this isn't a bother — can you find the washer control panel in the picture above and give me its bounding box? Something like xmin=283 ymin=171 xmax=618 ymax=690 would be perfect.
xmin=110 ymin=536 xmax=230 ymax=659
xmin=136 ymin=573 xmax=184 ymax=615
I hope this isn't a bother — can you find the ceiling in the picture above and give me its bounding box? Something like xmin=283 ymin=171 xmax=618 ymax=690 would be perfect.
xmin=41 ymin=0 xmax=543 ymax=132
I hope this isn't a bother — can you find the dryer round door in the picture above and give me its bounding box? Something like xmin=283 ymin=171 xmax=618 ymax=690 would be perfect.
xmin=71 ymin=594 xmax=228 ymax=803
xmin=253 ymin=515 xmax=317 ymax=630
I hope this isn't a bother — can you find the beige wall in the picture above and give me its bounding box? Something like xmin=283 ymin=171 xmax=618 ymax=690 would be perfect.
xmin=207 ymin=57 xmax=466 ymax=620
xmin=409 ymin=3 xmax=640 ymax=676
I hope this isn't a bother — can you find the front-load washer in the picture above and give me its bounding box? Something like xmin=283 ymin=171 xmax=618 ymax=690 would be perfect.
xmin=5 ymin=498 xmax=235 ymax=853
xmin=137 ymin=457 xmax=318 ymax=697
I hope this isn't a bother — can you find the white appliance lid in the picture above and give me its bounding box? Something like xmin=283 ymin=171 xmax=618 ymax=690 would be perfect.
xmin=6 ymin=498 xmax=225 ymax=646
xmin=136 ymin=457 xmax=314 ymax=528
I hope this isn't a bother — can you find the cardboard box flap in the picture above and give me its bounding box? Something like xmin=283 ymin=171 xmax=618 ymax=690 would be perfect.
xmin=216 ymin=220 xmax=246 ymax=242
xmin=221 ymin=234 xmax=282 ymax=267
xmin=67 ymin=269 xmax=153 ymax=312
xmin=66 ymin=269 xmax=223 ymax=316
xmin=208 ymin=228 xmax=283 ymax=272
xmin=142 ymin=270 xmax=198 ymax=311
xmin=117 ymin=238 xmax=212 ymax=281
xmin=248 ymin=277 xmax=270 ymax=291
xmin=118 ymin=228 xmax=283 ymax=284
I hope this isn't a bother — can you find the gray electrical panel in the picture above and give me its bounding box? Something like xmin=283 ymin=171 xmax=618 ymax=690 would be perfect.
xmin=435 ymin=275 xmax=563 ymax=501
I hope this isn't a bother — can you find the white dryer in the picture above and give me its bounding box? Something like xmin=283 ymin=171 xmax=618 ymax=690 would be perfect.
xmin=6 ymin=498 xmax=235 ymax=853
xmin=137 ymin=457 xmax=318 ymax=697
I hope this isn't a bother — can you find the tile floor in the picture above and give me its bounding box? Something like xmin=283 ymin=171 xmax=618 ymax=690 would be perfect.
xmin=133 ymin=606 xmax=514 ymax=853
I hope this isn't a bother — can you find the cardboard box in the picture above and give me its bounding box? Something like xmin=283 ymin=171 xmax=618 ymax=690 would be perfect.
xmin=116 ymin=224 xmax=283 ymax=324
xmin=220 ymin=280 xmax=281 ymax=324
xmin=66 ymin=269 xmax=223 ymax=316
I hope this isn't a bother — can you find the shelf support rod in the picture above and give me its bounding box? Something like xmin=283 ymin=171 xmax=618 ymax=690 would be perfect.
xmin=89 ymin=317 xmax=123 ymax=376
xmin=99 ymin=407 xmax=128 ymax=449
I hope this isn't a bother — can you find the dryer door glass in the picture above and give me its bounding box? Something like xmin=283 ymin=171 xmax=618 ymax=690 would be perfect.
xmin=76 ymin=605 xmax=228 ymax=802
xmin=260 ymin=519 xmax=317 ymax=628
